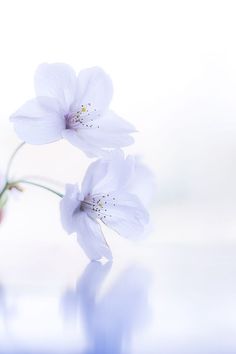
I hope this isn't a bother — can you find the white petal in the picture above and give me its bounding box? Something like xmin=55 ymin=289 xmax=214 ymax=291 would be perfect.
xmin=103 ymin=192 xmax=149 ymax=239
xmin=76 ymin=261 xmax=112 ymax=315
xmin=75 ymin=212 xmax=112 ymax=261
xmin=91 ymin=150 xmax=135 ymax=194
xmin=60 ymin=184 xmax=81 ymax=234
xmin=81 ymin=158 xmax=108 ymax=196
xmin=61 ymin=129 xmax=104 ymax=157
xmin=99 ymin=110 xmax=136 ymax=133
xmin=62 ymin=109 xmax=135 ymax=157
xmin=78 ymin=110 xmax=135 ymax=150
xmin=34 ymin=63 xmax=76 ymax=112
xmin=10 ymin=97 xmax=65 ymax=144
xmin=128 ymin=157 xmax=156 ymax=207
xmin=73 ymin=67 xmax=113 ymax=112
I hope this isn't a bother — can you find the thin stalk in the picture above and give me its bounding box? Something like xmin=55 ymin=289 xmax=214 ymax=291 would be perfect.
xmin=10 ymin=180 xmax=63 ymax=198
xmin=6 ymin=142 xmax=25 ymax=181
xmin=0 ymin=184 xmax=8 ymax=200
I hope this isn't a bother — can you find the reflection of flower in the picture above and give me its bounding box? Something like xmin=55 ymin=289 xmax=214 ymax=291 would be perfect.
xmin=10 ymin=63 xmax=135 ymax=157
xmin=62 ymin=261 xmax=112 ymax=328
xmin=61 ymin=262 xmax=151 ymax=354
xmin=0 ymin=284 xmax=15 ymax=330
xmin=60 ymin=150 xmax=149 ymax=261
xmin=93 ymin=266 xmax=151 ymax=354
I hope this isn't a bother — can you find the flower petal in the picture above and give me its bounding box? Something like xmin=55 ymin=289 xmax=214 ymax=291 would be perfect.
xmin=81 ymin=158 xmax=109 ymax=197
xmin=75 ymin=212 xmax=112 ymax=261
xmin=64 ymin=110 xmax=135 ymax=157
xmin=99 ymin=110 xmax=136 ymax=133
xmin=10 ymin=97 xmax=65 ymax=144
xmin=127 ymin=157 xmax=156 ymax=207
xmin=77 ymin=110 xmax=135 ymax=151
xmin=61 ymin=129 xmax=104 ymax=157
xmin=102 ymin=192 xmax=149 ymax=239
xmin=60 ymin=184 xmax=82 ymax=234
xmin=34 ymin=63 xmax=76 ymax=112
xmin=73 ymin=67 xmax=113 ymax=112
xmin=90 ymin=150 xmax=135 ymax=194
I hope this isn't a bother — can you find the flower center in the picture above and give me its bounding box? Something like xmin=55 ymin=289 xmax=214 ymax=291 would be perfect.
xmin=65 ymin=103 xmax=101 ymax=130
xmin=81 ymin=193 xmax=116 ymax=222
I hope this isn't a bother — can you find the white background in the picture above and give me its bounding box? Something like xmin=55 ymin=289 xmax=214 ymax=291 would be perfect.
xmin=0 ymin=1 xmax=235 ymax=353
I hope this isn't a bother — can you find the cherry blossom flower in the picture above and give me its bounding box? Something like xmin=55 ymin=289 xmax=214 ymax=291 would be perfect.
xmin=10 ymin=63 xmax=135 ymax=157
xmin=60 ymin=150 xmax=149 ymax=260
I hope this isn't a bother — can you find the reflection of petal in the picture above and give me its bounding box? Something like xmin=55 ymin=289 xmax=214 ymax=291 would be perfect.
xmin=61 ymin=261 xmax=112 ymax=327
xmin=92 ymin=266 xmax=151 ymax=354
xmin=77 ymin=261 xmax=112 ymax=335
xmin=0 ymin=284 xmax=7 ymax=316
xmin=0 ymin=283 xmax=15 ymax=334
xmin=61 ymin=262 xmax=151 ymax=354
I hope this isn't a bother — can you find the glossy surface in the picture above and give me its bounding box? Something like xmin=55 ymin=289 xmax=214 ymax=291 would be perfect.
xmin=0 ymin=203 xmax=234 ymax=353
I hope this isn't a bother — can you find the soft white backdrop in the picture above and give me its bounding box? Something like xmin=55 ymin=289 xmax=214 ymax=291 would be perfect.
xmin=0 ymin=1 xmax=235 ymax=353
xmin=1 ymin=0 xmax=235 ymax=204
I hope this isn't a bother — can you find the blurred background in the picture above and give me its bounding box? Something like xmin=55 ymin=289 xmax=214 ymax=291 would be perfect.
xmin=0 ymin=0 xmax=235 ymax=353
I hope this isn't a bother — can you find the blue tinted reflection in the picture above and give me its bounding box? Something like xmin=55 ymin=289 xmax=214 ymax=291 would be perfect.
xmin=62 ymin=261 xmax=151 ymax=354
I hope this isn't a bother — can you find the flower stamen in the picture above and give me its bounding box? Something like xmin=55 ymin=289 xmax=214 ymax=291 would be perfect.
xmin=65 ymin=102 xmax=100 ymax=130
xmin=81 ymin=193 xmax=116 ymax=221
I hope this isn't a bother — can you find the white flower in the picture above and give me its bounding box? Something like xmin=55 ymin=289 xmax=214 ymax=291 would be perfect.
xmin=60 ymin=150 xmax=149 ymax=260
xmin=10 ymin=63 xmax=135 ymax=157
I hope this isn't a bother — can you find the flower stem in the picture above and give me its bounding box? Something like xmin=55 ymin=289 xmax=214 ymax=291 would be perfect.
xmin=9 ymin=180 xmax=63 ymax=198
xmin=1 ymin=143 xmax=64 ymax=199
xmin=0 ymin=184 xmax=8 ymax=200
xmin=6 ymin=142 xmax=25 ymax=181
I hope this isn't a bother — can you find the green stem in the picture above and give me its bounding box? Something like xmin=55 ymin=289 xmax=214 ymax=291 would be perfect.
xmin=0 ymin=143 xmax=64 ymax=201
xmin=0 ymin=184 xmax=8 ymax=200
xmin=10 ymin=180 xmax=63 ymax=198
xmin=6 ymin=142 xmax=25 ymax=181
